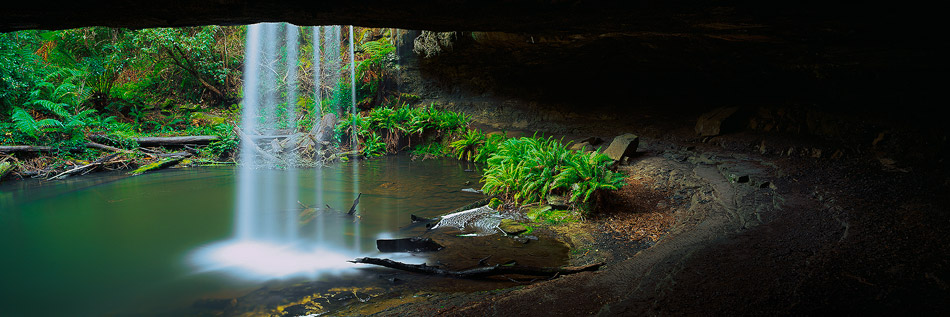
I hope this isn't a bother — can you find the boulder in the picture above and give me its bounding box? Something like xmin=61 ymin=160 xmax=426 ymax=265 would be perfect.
xmin=190 ymin=112 xmax=226 ymax=125
xmin=695 ymin=106 xmax=744 ymax=136
xmin=546 ymin=195 xmax=571 ymax=210
xmin=578 ymin=136 xmax=605 ymax=146
xmin=499 ymin=219 xmax=528 ymax=235
xmin=603 ymin=133 xmax=639 ymax=162
xmin=569 ymin=141 xmax=594 ymax=152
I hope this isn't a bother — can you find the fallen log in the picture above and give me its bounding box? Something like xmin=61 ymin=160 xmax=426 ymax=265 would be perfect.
xmin=349 ymin=257 xmax=604 ymax=279
xmin=133 ymin=136 xmax=218 ymax=146
xmin=85 ymin=142 xmax=125 ymax=152
xmin=47 ymin=153 xmax=122 ymax=180
xmin=0 ymin=145 xmax=54 ymax=153
xmin=129 ymin=157 xmax=184 ymax=176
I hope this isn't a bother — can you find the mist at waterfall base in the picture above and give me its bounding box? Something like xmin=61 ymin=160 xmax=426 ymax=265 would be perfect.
xmin=191 ymin=23 xmax=375 ymax=280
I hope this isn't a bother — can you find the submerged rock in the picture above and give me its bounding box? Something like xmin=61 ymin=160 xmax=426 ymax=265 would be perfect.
xmin=499 ymin=219 xmax=528 ymax=235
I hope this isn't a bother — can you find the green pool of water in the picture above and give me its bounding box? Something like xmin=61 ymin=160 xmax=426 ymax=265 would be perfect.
xmin=0 ymin=155 xmax=483 ymax=316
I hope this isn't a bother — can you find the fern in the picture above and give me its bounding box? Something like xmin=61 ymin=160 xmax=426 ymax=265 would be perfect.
xmin=36 ymin=118 xmax=65 ymax=130
xmin=450 ymin=129 xmax=486 ymax=161
xmin=12 ymin=107 xmax=40 ymax=138
xmin=35 ymin=99 xmax=71 ymax=118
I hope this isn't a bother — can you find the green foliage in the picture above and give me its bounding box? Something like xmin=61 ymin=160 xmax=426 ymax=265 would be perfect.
xmin=333 ymin=105 xmax=470 ymax=157
xmin=450 ymin=128 xmax=486 ymax=161
xmin=355 ymin=37 xmax=396 ymax=107
xmin=361 ymin=132 xmax=386 ymax=157
xmin=410 ymin=143 xmax=448 ymax=159
xmin=203 ymin=123 xmax=238 ymax=159
xmin=0 ymin=31 xmax=47 ymax=115
xmin=482 ymin=136 xmax=569 ymax=204
xmin=473 ymin=133 xmax=506 ymax=164
xmin=526 ymin=205 xmax=579 ymax=224
xmin=553 ymin=150 xmax=626 ymax=207
xmin=480 ymin=136 xmax=626 ymax=212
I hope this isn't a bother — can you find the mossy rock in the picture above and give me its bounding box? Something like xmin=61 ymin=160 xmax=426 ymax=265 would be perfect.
xmin=499 ymin=219 xmax=528 ymax=235
xmin=546 ymin=195 xmax=571 ymax=209
xmin=191 ymin=112 xmax=227 ymax=125
xmin=526 ymin=204 xmax=578 ymax=224
xmin=0 ymin=161 xmax=13 ymax=181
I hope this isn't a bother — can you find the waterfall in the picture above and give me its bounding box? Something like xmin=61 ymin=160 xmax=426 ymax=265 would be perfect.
xmin=349 ymin=25 xmax=361 ymax=252
xmin=195 ymin=23 xmax=362 ymax=279
xmin=312 ymin=26 xmax=325 ymax=244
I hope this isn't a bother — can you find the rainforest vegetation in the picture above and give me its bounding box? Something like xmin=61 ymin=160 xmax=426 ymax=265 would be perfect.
xmin=0 ymin=25 xmax=624 ymax=213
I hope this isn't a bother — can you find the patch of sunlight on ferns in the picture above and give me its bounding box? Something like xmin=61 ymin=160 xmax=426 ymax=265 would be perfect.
xmin=554 ymin=150 xmax=626 ymax=205
xmin=481 ymin=137 xmax=626 ymax=210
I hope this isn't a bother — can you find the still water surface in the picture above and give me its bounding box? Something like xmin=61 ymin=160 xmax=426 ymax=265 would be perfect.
xmin=0 ymin=155 xmax=482 ymax=316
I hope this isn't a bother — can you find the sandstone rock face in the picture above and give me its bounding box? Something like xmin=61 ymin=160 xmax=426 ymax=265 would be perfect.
xmin=604 ymin=133 xmax=639 ymax=162
xmin=413 ymin=31 xmax=457 ymax=58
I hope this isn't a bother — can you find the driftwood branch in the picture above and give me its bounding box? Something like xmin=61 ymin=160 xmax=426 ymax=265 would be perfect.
xmin=347 ymin=192 xmax=362 ymax=215
xmin=349 ymin=257 xmax=604 ymax=279
xmin=47 ymin=153 xmax=122 ymax=180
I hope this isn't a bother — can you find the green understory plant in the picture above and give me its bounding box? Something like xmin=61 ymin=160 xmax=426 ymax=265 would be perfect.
xmin=361 ymin=132 xmax=386 ymax=157
xmin=410 ymin=142 xmax=448 ymax=160
xmin=553 ymin=150 xmax=626 ymax=210
xmin=450 ymin=128 xmax=486 ymax=161
xmin=480 ymin=136 xmax=626 ymax=213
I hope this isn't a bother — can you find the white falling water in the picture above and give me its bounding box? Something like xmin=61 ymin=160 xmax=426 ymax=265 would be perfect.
xmin=349 ymin=25 xmax=361 ymax=252
xmin=192 ymin=23 xmax=362 ymax=279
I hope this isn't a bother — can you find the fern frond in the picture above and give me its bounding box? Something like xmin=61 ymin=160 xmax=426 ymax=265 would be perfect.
xmin=36 ymin=118 xmax=64 ymax=130
xmin=33 ymin=100 xmax=71 ymax=119
xmin=12 ymin=107 xmax=40 ymax=137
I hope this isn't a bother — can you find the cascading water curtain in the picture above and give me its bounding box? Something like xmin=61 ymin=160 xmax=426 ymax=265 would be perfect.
xmin=349 ymin=25 xmax=361 ymax=252
xmin=236 ymin=22 xmax=304 ymax=244
xmin=194 ymin=23 xmax=362 ymax=280
xmin=312 ymin=25 xmax=325 ymax=244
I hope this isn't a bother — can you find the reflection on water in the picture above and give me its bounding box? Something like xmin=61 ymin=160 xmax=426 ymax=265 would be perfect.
xmin=0 ymin=155 xmax=482 ymax=316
